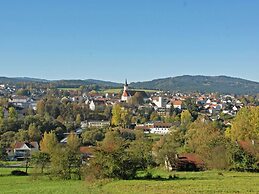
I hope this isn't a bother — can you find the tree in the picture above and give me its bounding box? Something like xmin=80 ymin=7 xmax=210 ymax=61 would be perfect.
xmin=186 ymin=117 xmax=230 ymax=169
xmin=121 ymin=108 xmax=131 ymax=128
xmin=40 ymin=131 xmax=58 ymax=154
xmin=226 ymin=107 xmax=259 ymax=141
xmin=82 ymin=128 xmax=105 ymax=146
xmin=15 ymin=129 xmax=29 ymax=142
xmin=36 ymin=100 xmax=45 ymax=116
xmin=50 ymin=133 xmax=82 ymax=180
xmin=180 ymin=110 xmax=192 ymax=127
xmin=150 ymin=112 xmax=160 ymax=121
xmin=8 ymin=107 xmax=17 ymax=120
xmin=0 ymin=107 xmax=4 ymax=119
xmin=111 ymin=104 xmax=122 ymax=126
xmin=75 ymin=114 xmax=81 ymax=126
xmin=152 ymin=128 xmax=184 ymax=169
xmin=86 ymin=130 xmax=151 ymax=179
xmin=28 ymin=124 xmax=41 ymax=142
xmin=31 ymin=152 xmax=50 ymax=174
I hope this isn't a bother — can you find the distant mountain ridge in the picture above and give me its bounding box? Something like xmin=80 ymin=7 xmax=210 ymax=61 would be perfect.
xmin=130 ymin=75 xmax=259 ymax=94
xmin=0 ymin=75 xmax=258 ymax=94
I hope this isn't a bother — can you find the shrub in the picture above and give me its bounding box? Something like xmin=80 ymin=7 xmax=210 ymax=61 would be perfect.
xmin=11 ymin=170 xmax=28 ymax=176
xmin=144 ymin=172 xmax=153 ymax=180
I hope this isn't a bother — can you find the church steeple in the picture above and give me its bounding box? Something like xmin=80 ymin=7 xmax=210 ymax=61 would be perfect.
xmin=124 ymin=79 xmax=128 ymax=91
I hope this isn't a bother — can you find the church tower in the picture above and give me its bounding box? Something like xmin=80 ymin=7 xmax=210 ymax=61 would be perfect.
xmin=121 ymin=79 xmax=131 ymax=102
xmin=124 ymin=79 xmax=128 ymax=91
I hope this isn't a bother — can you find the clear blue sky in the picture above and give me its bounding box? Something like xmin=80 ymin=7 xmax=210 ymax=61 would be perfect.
xmin=0 ymin=0 xmax=259 ymax=83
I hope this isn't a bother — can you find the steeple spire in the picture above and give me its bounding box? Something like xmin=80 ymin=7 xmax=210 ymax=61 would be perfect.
xmin=124 ymin=78 xmax=129 ymax=91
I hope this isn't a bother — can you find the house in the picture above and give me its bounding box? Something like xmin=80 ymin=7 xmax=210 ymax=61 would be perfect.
xmin=13 ymin=142 xmax=39 ymax=160
xmin=81 ymin=120 xmax=110 ymax=128
xmin=152 ymin=96 xmax=168 ymax=108
xmin=8 ymin=95 xmax=32 ymax=108
xmin=172 ymin=99 xmax=182 ymax=110
xmin=165 ymin=153 xmax=205 ymax=171
xmin=150 ymin=122 xmax=173 ymax=134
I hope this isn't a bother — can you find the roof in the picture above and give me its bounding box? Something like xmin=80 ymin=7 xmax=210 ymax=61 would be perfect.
xmin=238 ymin=140 xmax=259 ymax=155
xmin=122 ymin=90 xmax=131 ymax=97
xmin=178 ymin=153 xmax=205 ymax=166
xmin=14 ymin=141 xmax=38 ymax=149
xmin=172 ymin=100 xmax=182 ymax=106
xmin=79 ymin=146 xmax=95 ymax=154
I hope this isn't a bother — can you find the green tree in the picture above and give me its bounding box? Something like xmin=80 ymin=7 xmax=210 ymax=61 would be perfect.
xmin=152 ymin=128 xmax=184 ymax=169
xmin=86 ymin=130 xmax=150 ymax=179
xmin=186 ymin=117 xmax=230 ymax=169
xmin=82 ymin=128 xmax=105 ymax=146
xmin=121 ymin=108 xmax=131 ymax=128
xmin=111 ymin=104 xmax=122 ymax=126
xmin=28 ymin=124 xmax=41 ymax=142
xmin=50 ymin=133 xmax=82 ymax=180
xmin=31 ymin=152 xmax=50 ymax=174
xmin=15 ymin=129 xmax=29 ymax=142
xmin=180 ymin=110 xmax=192 ymax=127
xmin=0 ymin=107 xmax=4 ymax=119
xmin=8 ymin=107 xmax=17 ymax=120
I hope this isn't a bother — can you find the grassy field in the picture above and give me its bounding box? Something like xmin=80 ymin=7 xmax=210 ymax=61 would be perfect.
xmin=101 ymin=88 xmax=159 ymax=94
xmin=1 ymin=167 xmax=259 ymax=194
xmin=57 ymin=87 xmax=80 ymax=91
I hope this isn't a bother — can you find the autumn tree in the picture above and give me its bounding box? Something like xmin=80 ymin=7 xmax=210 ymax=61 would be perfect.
xmin=28 ymin=124 xmax=41 ymax=142
xmin=111 ymin=104 xmax=122 ymax=126
xmin=186 ymin=117 xmax=230 ymax=169
xmin=40 ymin=131 xmax=58 ymax=154
xmin=226 ymin=107 xmax=259 ymax=141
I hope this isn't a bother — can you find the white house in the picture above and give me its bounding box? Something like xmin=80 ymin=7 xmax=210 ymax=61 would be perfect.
xmin=13 ymin=142 xmax=39 ymax=160
xmin=149 ymin=122 xmax=173 ymax=134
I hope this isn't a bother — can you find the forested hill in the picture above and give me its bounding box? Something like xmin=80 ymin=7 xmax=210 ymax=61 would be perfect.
xmin=0 ymin=75 xmax=259 ymax=94
xmin=130 ymin=75 xmax=259 ymax=95
xmin=0 ymin=77 xmax=122 ymax=88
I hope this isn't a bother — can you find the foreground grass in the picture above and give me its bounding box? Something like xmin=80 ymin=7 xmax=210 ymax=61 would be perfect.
xmin=1 ymin=168 xmax=259 ymax=194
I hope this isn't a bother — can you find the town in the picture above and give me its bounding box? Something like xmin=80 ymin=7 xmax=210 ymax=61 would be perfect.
xmin=0 ymin=79 xmax=258 ymax=163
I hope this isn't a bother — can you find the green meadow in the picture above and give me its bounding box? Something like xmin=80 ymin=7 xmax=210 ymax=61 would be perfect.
xmin=101 ymin=88 xmax=159 ymax=94
xmin=1 ymin=167 xmax=259 ymax=194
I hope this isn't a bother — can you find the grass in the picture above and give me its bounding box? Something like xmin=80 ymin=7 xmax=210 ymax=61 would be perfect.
xmin=57 ymin=87 xmax=80 ymax=91
xmin=1 ymin=167 xmax=259 ymax=194
xmin=101 ymin=88 xmax=159 ymax=94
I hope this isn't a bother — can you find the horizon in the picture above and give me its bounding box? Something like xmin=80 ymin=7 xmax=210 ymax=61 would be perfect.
xmin=1 ymin=1 xmax=259 ymax=82
xmin=1 ymin=74 xmax=259 ymax=84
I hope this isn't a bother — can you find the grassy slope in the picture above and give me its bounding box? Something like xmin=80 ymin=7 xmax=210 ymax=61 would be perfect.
xmin=1 ymin=168 xmax=259 ymax=194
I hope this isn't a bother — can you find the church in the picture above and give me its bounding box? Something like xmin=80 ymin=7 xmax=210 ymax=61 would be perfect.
xmin=121 ymin=79 xmax=148 ymax=102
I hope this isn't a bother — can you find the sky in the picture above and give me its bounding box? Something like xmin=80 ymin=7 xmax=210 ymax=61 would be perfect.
xmin=0 ymin=0 xmax=259 ymax=83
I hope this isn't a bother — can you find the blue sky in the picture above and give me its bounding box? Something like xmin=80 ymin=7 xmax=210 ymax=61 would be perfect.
xmin=0 ymin=0 xmax=259 ymax=83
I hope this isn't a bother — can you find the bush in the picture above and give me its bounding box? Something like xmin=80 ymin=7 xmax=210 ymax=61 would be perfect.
xmin=144 ymin=172 xmax=153 ymax=180
xmin=11 ymin=170 xmax=28 ymax=176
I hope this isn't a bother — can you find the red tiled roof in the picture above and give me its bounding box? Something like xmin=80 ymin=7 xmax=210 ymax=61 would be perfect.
xmin=14 ymin=142 xmax=25 ymax=149
xmin=178 ymin=153 xmax=205 ymax=166
xmin=122 ymin=90 xmax=130 ymax=97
